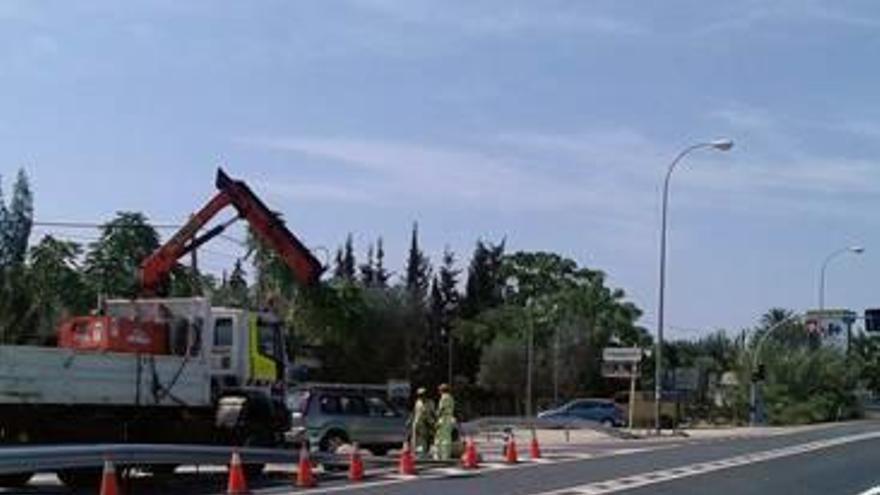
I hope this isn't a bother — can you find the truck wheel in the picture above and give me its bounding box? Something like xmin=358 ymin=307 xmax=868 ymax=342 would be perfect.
xmin=0 ymin=472 xmax=33 ymax=487
xmin=242 ymin=433 xmax=271 ymax=479
xmin=58 ymin=468 xmax=103 ymax=490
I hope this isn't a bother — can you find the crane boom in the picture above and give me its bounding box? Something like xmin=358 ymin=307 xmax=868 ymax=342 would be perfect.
xmin=139 ymin=168 xmax=323 ymax=294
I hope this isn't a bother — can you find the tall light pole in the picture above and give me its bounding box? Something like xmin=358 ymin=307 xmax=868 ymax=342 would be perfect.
xmin=818 ymin=246 xmax=864 ymax=311
xmin=655 ymin=138 xmax=734 ymax=434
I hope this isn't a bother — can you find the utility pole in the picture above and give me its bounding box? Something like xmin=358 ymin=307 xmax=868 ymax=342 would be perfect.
xmin=526 ymin=313 xmax=534 ymax=418
xmin=553 ymin=325 xmax=560 ymax=406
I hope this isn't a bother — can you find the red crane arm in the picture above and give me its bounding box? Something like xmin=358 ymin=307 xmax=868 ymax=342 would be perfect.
xmin=139 ymin=168 xmax=323 ymax=295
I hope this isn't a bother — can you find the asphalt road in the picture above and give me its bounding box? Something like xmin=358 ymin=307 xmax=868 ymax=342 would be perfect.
xmin=266 ymin=421 xmax=880 ymax=495
xmin=8 ymin=421 xmax=880 ymax=494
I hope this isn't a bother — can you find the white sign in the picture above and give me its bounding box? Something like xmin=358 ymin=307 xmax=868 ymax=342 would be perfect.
xmin=805 ymin=309 xmax=855 ymax=350
xmin=603 ymin=347 xmax=643 ymax=363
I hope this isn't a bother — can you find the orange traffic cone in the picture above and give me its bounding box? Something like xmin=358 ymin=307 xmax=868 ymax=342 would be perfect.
xmin=349 ymin=443 xmax=365 ymax=482
xmin=296 ymin=444 xmax=317 ymax=488
xmin=530 ymin=433 xmax=542 ymax=460
xmin=399 ymin=441 xmax=416 ymax=476
xmin=505 ymin=435 xmax=519 ymax=464
xmin=461 ymin=437 xmax=479 ymax=469
xmin=226 ymin=451 xmax=249 ymax=495
xmin=99 ymin=458 xmax=120 ymax=495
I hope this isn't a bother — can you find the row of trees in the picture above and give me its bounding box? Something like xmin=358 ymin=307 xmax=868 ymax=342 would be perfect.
xmin=664 ymin=308 xmax=873 ymax=425
xmin=4 ymin=169 xmax=875 ymax=423
xmin=0 ymin=170 xmax=650 ymax=417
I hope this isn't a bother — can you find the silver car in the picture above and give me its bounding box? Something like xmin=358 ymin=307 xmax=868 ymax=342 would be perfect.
xmin=285 ymin=385 xmax=407 ymax=456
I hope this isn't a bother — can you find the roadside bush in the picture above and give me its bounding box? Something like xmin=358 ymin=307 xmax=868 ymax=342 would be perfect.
xmin=761 ymin=345 xmax=861 ymax=425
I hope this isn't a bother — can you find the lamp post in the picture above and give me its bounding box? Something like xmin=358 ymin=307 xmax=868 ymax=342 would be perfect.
xmin=655 ymin=138 xmax=734 ymax=434
xmin=818 ymin=246 xmax=864 ymax=311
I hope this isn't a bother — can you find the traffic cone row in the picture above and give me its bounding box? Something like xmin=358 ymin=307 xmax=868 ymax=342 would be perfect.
xmin=220 ymin=433 xmax=541 ymax=493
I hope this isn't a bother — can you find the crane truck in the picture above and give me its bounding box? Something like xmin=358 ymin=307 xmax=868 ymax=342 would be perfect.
xmin=0 ymin=169 xmax=323 ymax=487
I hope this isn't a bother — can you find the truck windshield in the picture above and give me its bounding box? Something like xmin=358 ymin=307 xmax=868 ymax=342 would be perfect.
xmin=258 ymin=323 xmax=280 ymax=358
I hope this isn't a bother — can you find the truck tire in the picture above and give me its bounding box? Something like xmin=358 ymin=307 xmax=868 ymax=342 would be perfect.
xmin=57 ymin=468 xmax=103 ymax=490
xmin=0 ymin=472 xmax=33 ymax=487
xmin=242 ymin=432 xmax=272 ymax=479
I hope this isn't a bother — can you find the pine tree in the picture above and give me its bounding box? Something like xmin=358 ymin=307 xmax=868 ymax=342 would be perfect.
xmin=433 ymin=247 xmax=461 ymax=384
xmin=438 ymin=246 xmax=461 ymax=314
xmin=360 ymin=244 xmax=376 ymax=286
xmin=0 ymin=174 xmax=8 ymax=268
xmin=462 ymin=239 xmax=505 ymax=317
xmin=228 ymin=259 xmax=249 ymax=306
xmin=405 ymin=223 xmax=431 ymax=305
xmin=6 ymin=170 xmax=33 ymax=266
xmin=375 ymin=237 xmax=389 ymax=287
xmin=333 ymin=247 xmax=345 ymax=280
xmin=343 ymin=233 xmax=356 ymax=281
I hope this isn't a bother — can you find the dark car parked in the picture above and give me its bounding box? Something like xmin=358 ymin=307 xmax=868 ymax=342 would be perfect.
xmin=537 ymin=398 xmax=624 ymax=427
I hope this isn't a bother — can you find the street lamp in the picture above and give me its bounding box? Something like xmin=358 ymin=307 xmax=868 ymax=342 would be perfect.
xmin=655 ymin=138 xmax=734 ymax=434
xmin=818 ymin=246 xmax=864 ymax=311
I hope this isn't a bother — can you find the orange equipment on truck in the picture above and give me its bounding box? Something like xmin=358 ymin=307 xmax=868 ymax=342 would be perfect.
xmin=57 ymin=316 xmax=170 ymax=354
xmin=57 ymin=168 xmax=323 ymax=355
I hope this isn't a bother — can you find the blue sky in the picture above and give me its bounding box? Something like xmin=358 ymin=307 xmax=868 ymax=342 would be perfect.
xmin=3 ymin=0 xmax=880 ymax=336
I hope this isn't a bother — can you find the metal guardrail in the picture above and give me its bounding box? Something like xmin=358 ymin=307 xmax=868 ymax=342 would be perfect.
xmin=0 ymin=444 xmax=340 ymax=475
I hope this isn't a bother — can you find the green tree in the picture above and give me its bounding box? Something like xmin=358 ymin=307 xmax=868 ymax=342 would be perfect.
xmin=461 ymin=251 xmax=648 ymax=407
xmin=84 ymin=212 xmax=160 ymax=298
xmin=404 ymin=223 xmax=430 ymax=305
xmin=375 ymin=237 xmax=389 ymax=288
xmin=343 ymin=234 xmax=356 ymax=281
xmin=213 ymin=259 xmax=250 ymax=307
xmin=403 ymin=223 xmax=431 ymax=381
xmin=27 ymin=235 xmax=93 ymax=341
xmin=0 ymin=170 xmax=36 ymax=343
xmin=331 ymin=234 xmax=356 ymax=282
xmin=5 ymin=170 xmax=33 ymax=266
xmin=360 ymin=243 xmax=376 ymax=286
xmin=761 ymin=346 xmax=860 ymax=424
xmin=461 ymin=240 xmax=505 ymax=318
xmin=0 ymin=174 xmax=8 ymax=267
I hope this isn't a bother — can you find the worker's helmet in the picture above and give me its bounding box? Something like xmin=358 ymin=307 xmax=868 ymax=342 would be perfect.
xmin=438 ymin=383 xmax=450 ymax=393
xmin=416 ymin=387 xmax=427 ymax=396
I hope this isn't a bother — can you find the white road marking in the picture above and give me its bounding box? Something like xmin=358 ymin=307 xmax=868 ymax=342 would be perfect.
xmin=530 ymin=430 xmax=880 ymax=495
xmin=272 ymin=444 xmax=665 ymax=494
xmin=856 ymin=486 xmax=880 ymax=495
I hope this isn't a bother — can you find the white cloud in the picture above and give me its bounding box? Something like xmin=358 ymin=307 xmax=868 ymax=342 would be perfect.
xmin=251 ymin=180 xmax=380 ymax=205
xmin=696 ymin=0 xmax=880 ymax=35
xmin=237 ymin=134 xmax=657 ymax=234
xmin=349 ymin=0 xmax=645 ymax=37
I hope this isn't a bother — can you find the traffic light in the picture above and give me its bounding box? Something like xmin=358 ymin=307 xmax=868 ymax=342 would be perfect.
xmin=866 ymin=309 xmax=880 ymax=334
xmin=752 ymin=364 xmax=766 ymax=382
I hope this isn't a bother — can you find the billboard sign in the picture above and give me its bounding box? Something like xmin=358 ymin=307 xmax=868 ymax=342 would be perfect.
xmin=805 ymin=309 xmax=856 ymax=350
